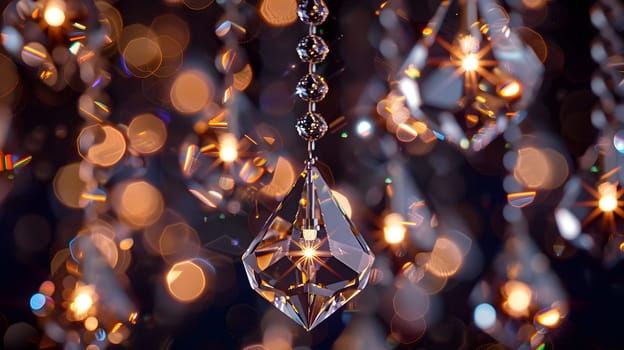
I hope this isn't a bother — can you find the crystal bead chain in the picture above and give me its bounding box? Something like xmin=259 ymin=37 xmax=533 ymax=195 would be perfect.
xmin=295 ymin=0 xmax=330 ymax=166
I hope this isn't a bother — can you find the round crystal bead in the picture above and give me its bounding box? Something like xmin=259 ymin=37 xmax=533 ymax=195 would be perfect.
xmin=297 ymin=0 xmax=329 ymax=25
xmin=296 ymin=112 xmax=328 ymax=141
xmin=295 ymin=73 xmax=328 ymax=102
xmin=296 ymin=35 xmax=329 ymax=64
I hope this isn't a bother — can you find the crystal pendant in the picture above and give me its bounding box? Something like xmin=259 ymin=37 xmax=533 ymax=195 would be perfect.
xmin=296 ymin=73 xmax=329 ymax=102
xmin=297 ymin=0 xmax=330 ymax=26
xmin=393 ymin=0 xmax=543 ymax=151
xmin=295 ymin=112 xmax=328 ymax=141
xmin=242 ymin=163 xmax=374 ymax=330
xmin=297 ymin=35 xmax=329 ymax=64
xmin=470 ymin=222 xmax=567 ymax=348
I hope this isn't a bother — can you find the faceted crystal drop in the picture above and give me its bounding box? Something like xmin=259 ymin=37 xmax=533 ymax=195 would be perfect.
xmin=389 ymin=0 xmax=543 ymax=151
xmin=297 ymin=0 xmax=329 ymax=26
xmin=295 ymin=73 xmax=329 ymax=102
xmin=297 ymin=35 xmax=329 ymax=64
xmin=296 ymin=112 xmax=328 ymax=141
xmin=242 ymin=164 xmax=374 ymax=330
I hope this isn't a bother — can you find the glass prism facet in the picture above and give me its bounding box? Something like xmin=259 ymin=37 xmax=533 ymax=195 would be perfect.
xmin=242 ymin=164 xmax=374 ymax=330
xmin=393 ymin=0 xmax=543 ymax=151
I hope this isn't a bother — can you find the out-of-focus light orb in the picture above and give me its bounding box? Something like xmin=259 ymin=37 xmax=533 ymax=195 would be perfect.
xmin=534 ymin=307 xmax=562 ymax=328
xmin=356 ymin=119 xmax=373 ymax=138
xmin=461 ymin=54 xmax=479 ymax=72
xmin=53 ymin=163 xmax=88 ymax=209
xmin=84 ymin=316 xmax=98 ymax=331
xmin=474 ymin=303 xmax=496 ymax=330
xmin=331 ymin=190 xmax=352 ymax=218
xmin=503 ymin=281 xmax=532 ymax=315
xmin=384 ymin=213 xmax=406 ymax=244
xmin=260 ymin=156 xmax=295 ymax=199
xmin=259 ymin=0 xmax=298 ymax=27
xmin=614 ymin=130 xmax=624 ymax=154
xmin=170 ymin=70 xmax=212 ymax=114
xmin=426 ymin=238 xmax=463 ymax=277
xmin=219 ymin=134 xmax=238 ymax=163
xmin=233 ymin=64 xmax=253 ymax=91
xmin=112 ymin=180 xmax=164 ymax=228
xmin=39 ymin=281 xmax=55 ymax=296
xmin=598 ymin=182 xmax=618 ymax=212
xmin=166 ymin=260 xmax=207 ymax=303
xmin=30 ymin=293 xmax=47 ymax=311
xmin=70 ymin=287 xmax=95 ymax=320
xmin=555 ymin=208 xmax=581 ymax=240
xmin=127 ymin=113 xmax=167 ymax=155
xmin=514 ymin=146 xmax=568 ymax=190
xmin=44 ymin=4 xmax=66 ymax=27
xmin=119 ymin=238 xmax=134 ymax=250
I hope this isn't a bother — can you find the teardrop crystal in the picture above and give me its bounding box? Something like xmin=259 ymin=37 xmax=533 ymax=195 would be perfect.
xmin=387 ymin=0 xmax=543 ymax=151
xmin=242 ymin=164 xmax=374 ymax=330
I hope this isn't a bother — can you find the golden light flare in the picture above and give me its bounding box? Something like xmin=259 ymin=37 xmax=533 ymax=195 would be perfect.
xmin=502 ymin=280 xmax=532 ymax=317
xmin=69 ymin=285 xmax=96 ymax=320
xmin=383 ymin=213 xmax=407 ymax=245
xmin=431 ymin=34 xmax=517 ymax=98
xmin=575 ymin=181 xmax=624 ymax=233
xmin=461 ymin=53 xmax=479 ymax=72
xmin=166 ymin=260 xmax=208 ymax=303
xmin=43 ymin=1 xmax=66 ymax=27
xmin=218 ymin=133 xmax=238 ymax=163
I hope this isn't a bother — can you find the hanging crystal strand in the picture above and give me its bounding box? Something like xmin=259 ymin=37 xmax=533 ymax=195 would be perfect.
xmin=296 ymin=0 xmax=329 ymax=246
xmin=242 ymin=0 xmax=374 ymax=331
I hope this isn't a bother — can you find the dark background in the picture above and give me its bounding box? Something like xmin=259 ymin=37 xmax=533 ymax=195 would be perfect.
xmin=2 ymin=0 xmax=624 ymax=349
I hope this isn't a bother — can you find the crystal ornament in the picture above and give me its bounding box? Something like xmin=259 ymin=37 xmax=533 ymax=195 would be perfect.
xmin=296 ymin=112 xmax=328 ymax=141
xmin=394 ymin=0 xmax=543 ymax=151
xmin=297 ymin=0 xmax=329 ymax=26
xmin=297 ymin=35 xmax=330 ymax=64
xmin=296 ymin=73 xmax=329 ymax=102
xmin=591 ymin=1 xmax=624 ymax=98
xmin=242 ymin=163 xmax=375 ymax=330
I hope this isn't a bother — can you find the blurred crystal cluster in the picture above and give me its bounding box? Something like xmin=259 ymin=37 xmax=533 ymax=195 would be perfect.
xmin=0 ymin=0 xmax=621 ymax=349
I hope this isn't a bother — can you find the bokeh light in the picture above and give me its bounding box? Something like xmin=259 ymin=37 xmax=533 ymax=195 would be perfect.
xmin=166 ymin=259 xmax=208 ymax=303
xmin=473 ymin=303 xmax=497 ymax=330
xmin=112 ymin=180 xmax=164 ymax=228
xmin=383 ymin=213 xmax=407 ymax=245
xmin=170 ymin=70 xmax=213 ymax=114
xmin=44 ymin=2 xmax=66 ymax=27
xmin=259 ymin=0 xmax=298 ymax=27
xmin=127 ymin=113 xmax=167 ymax=155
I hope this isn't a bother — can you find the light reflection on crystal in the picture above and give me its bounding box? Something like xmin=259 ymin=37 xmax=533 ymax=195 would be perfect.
xmin=507 ymin=191 xmax=536 ymax=208
xmin=387 ymin=0 xmax=542 ymax=151
xmin=242 ymin=164 xmax=374 ymax=330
